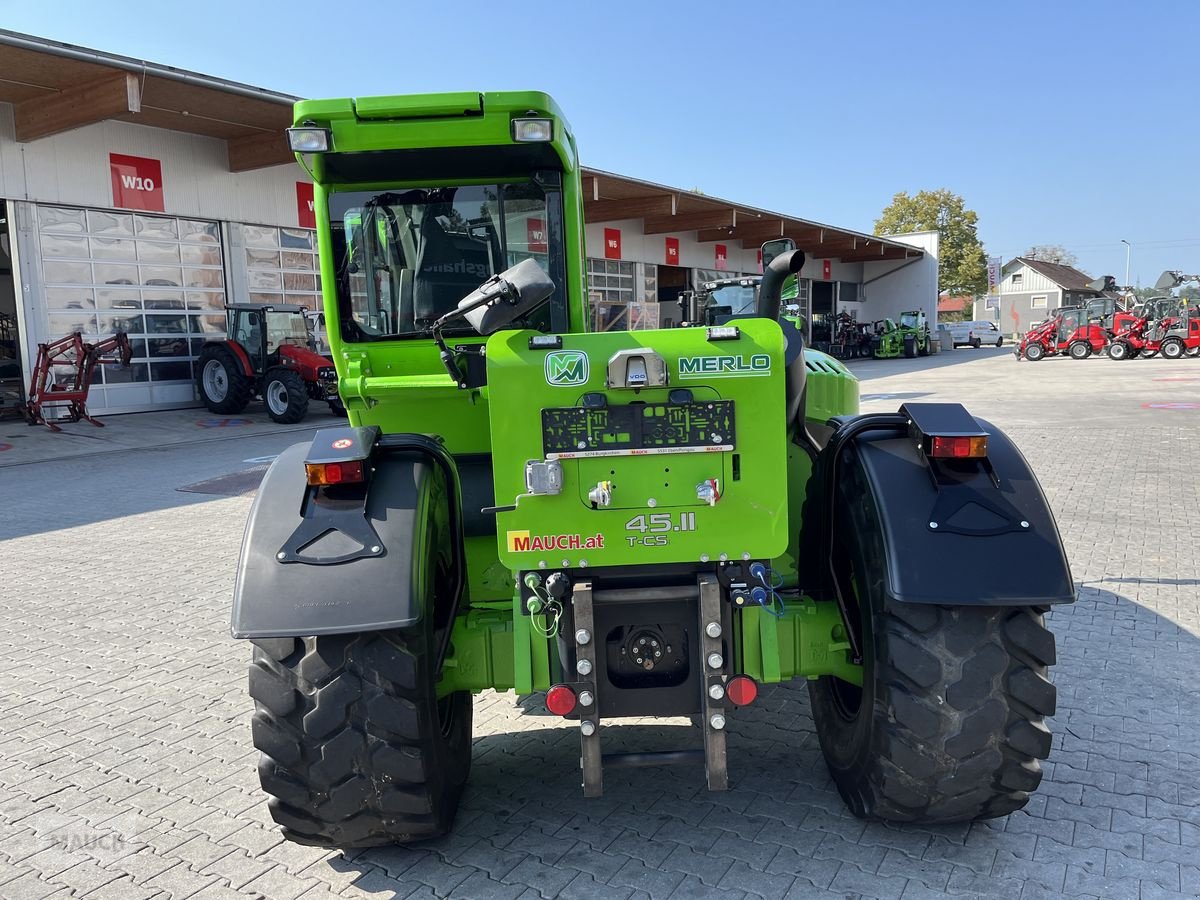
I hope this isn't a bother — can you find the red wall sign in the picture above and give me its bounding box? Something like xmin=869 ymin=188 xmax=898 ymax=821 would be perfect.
xmin=528 ymin=217 xmax=548 ymax=253
xmin=757 ymin=249 xmax=763 ymax=273
xmin=822 ymin=259 xmax=832 ymax=280
xmin=715 ymin=244 xmax=728 ymax=271
xmin=109 ymin=153 xmax=164 ymax=212
xmin=604 ymin=227 xmax=622 ymax=260
xmin=296 ymin=182 xmax=316 ymax=229
xmin=665 ymin=236 xmax=680 ymax=266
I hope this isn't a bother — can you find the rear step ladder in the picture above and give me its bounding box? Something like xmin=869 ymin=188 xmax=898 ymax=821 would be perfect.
xmin=571 ymin=575 xmax=729 ymax=798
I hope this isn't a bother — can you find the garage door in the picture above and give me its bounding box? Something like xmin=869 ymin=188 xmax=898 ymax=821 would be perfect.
xmin=35 ymin=204 xmax=226 ymax=412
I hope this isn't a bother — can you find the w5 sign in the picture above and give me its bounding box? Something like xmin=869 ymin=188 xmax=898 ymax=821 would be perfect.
xmin=109 ymin=154 xmax=164 ymax=212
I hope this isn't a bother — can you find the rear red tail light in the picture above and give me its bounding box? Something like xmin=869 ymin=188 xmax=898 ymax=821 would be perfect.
xmin=726 ymin=675 xmax=758 ymax=707
xmin=305 ymin=460 xmax=365 ymax=486
xmin=930 ymin=436 xmax=988 ymax=459
xmin=546 ymin=684 xmax=577 ymax=716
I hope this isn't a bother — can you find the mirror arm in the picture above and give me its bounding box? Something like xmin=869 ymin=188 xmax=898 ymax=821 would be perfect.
xmin=430 ymin=275 xmax=516 ymax=389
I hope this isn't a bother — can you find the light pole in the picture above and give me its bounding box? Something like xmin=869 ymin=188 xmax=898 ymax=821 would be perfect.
xmin=1120 ymin=239 xmax=1131 ymax=287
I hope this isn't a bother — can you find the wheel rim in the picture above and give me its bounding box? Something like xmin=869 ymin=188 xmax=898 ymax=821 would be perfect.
xmin=266 ymin=379 xmax=290 ymax=415
xmin=1164 ymin=342 xmax=1182 ymax=358
xmin=202 ymin=359 xmax=228 ymax=402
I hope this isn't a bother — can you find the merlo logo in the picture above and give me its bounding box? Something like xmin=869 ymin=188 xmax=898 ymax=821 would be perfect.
xmin=544 ymin=350 xmax=589 ymax=386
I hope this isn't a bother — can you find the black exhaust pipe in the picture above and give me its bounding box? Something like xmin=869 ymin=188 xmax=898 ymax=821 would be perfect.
xmin=758 ymin=249 xmax=807 ymax=321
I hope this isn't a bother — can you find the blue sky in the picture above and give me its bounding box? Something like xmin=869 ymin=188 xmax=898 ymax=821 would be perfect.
xmin=3 ymin=0 xmax=1197 ymax=285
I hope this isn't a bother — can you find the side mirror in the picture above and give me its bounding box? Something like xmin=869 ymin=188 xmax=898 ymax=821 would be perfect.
xmin=460 ymin=258 xmax=556 ymax=335
xmin=761 ymin=238 xmax=796 ymax=271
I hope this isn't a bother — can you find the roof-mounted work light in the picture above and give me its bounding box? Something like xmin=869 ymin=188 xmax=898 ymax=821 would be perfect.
xmin=287 ymin=126 xmax=331 ymax=153
xmin=512 ymin=117 xmax=553 ymax=142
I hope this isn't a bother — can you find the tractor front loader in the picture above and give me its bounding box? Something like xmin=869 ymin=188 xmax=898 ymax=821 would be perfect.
xmin=231 ymin=92 xmax=1075 ymax=848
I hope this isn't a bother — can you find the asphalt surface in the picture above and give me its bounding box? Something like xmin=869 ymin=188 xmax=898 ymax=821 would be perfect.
xmin=1 ymin=347 xmax=1197 ymax=900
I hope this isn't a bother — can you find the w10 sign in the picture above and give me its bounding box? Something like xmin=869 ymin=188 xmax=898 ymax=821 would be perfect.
xmin=109 ymin=153 xmax=164 ymax=212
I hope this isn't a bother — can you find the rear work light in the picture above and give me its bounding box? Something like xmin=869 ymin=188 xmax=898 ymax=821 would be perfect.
xmin=512 ymin=117 xmax=553 ymax=142
xmin=930 ymin=435 xmax=988 ymax=459
xmin=546 ymin=684 xmax=577 ymax=716
xmin=305 ymin=460 xmax=365 ymax=486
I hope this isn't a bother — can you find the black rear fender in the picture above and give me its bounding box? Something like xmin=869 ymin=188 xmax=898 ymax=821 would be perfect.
xmin=231 ymin=431 xmax=461 ymax=640
xmin=810 ymin=408 xmax=1075 ymax=608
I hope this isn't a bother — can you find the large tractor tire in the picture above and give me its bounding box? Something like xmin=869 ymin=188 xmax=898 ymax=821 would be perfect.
xmin=903 ymin=334 xmax=917 ymax=358
xmin=197 ymin=344 xmax=252 ymax=414
xmin=264 ymin=368 xmax=309 ymax=424
xmin=809 ymin=451 xmax=1056 ymax=823
xmin=1023 ymin=342 xmax=1045 ymax=361
xmin=249 ymin=626 xmax=473 ymax=847
xmin=1068 ymin=341 xmax=1091 ymax=360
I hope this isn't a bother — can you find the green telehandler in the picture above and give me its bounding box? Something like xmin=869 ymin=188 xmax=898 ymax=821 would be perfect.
xmin=872 ymin=310 xmax=931 ymax=359
xmin=232 ymin=92 xmax=1074 ymax=847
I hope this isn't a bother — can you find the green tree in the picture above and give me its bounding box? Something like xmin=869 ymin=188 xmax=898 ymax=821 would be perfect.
xmin=874 ymin=189 xmax=987 ymax=296
xmin=1024 ymin=244 xmax=1079 ymax=267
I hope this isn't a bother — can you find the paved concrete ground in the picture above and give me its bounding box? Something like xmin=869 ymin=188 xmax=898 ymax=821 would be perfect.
xmin=1 ymin=349 xmax=1197 ymax=900
xmin=0 ymin=406 xmax=340 ymax=469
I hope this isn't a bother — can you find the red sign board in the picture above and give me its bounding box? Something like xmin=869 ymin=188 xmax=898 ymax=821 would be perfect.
xmin=109 ymin=153 xmax=164 ymax=212
xmin=757 ymin=249 xmax=763 ymax=273
xmin=715 ymin=244 xmax=728 ymax=271
xmin=665 ymin=236 xmax=680 ymax=266
xmin=296 ymin=182 xmax=316 ymax=229
xmin=528 ymin=217 xmax=548 ymax=253
xmin=604 ymin=227 xmax=622 ymax=260
xmin=822 ymin=259 xmax=832 ymax=280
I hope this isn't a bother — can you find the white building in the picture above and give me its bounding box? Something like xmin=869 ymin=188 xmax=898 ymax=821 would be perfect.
xmin=0 ymin=30 xmax=937 ymax=417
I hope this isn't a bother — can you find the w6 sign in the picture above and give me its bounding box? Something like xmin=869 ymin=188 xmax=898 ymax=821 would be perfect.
xmin=109 ymin=154 xmax=164 ymax=212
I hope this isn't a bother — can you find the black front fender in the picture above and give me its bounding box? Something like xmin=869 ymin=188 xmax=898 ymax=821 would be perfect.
xmin=231 ymin=442 xmax=446 ymax=639
xmin=837 ymin=416 xmax=1075 ymax=607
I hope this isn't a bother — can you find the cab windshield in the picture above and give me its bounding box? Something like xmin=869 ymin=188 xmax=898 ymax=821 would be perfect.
xmin=703 ymin=283 xmax=758 ymax=316
xmin=265 ymin=311 xmax=312 ymax=349
xmin=900 ymin=312 xmax=922 ymax=329
xmin=328 ymin=181 xmax=564 ymax=340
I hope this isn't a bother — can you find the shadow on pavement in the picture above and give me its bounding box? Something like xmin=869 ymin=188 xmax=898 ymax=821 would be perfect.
xmin=318 ymin=584 xmax=1198 ymax=899
xmin=0 ymin=431 xmax=307 ymax=541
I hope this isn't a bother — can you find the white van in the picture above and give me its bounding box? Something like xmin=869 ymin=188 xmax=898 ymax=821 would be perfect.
xmin=944 ymin=320 xmax=1003 ymax=348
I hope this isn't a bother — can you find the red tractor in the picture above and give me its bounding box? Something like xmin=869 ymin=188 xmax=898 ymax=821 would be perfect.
xmin=1015 ymin=306 xmax=1108 ymax=360
xmin=1108 ymin=298 xmax=1199 ymax=360
xmin=196 ymin=304 xmax=343 ymax=423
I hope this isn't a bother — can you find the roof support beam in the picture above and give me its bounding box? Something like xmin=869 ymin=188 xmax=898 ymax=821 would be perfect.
xmin=642 ymin=209 xmax=740 ymax=235
xmin=14 ymin=72 xmax=140 ymax=142
xmin=584 ymin=195 xmax=676 ymax=222
xmin=227 ymin=130 xmax=293 ymax=172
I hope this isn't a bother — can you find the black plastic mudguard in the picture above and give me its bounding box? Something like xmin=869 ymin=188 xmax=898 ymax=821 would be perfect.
xmin=230 ymin=442 xmax=442 ymax=639
xmin=847 ymin=417 xmax=1074 ymax=606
